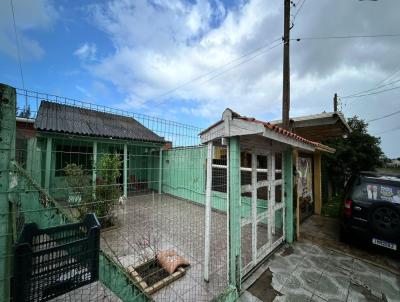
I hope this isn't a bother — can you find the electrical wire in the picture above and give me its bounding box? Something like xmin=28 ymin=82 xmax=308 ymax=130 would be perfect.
xmin=145 ymin=37 xmax=282 ymax=101
xmin=376 ymin=126 xmax=400 ymax=135
xmin=291 ymin=33 xmax=400 ymax=41
xmin=340 ymin=85 xmax=400 ymax=99
xmin=10 ymin=0 xmax=25 ymax=90
xmin=367 ymin=109 xmax=400 ymax=123
xmin=340 ymin=78 xmax=400 ymax=99
xmin=375 ymin=68 xmax=400 ymax=87
xmin=292 ymin=0 xmax=307 ymax=22
xmin=196 ymin=41 xmax=284 ymax=86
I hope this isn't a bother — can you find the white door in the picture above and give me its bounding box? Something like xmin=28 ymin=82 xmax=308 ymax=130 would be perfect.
xmin=241 ymin=151 xmax=286 ymax=276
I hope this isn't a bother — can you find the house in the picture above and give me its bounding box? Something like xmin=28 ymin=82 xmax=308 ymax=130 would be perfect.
xmin=17 ymin=100 xmax=165 ymax=201
xmin=387 ymin=159 xmax=400 ymax=168
xmin=199 ymin=108 xmax=334 ymax=277
xmin=4 ymin=80 xmax=351 ymax=301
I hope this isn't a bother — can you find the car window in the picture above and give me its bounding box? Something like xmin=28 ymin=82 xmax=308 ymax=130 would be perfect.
xmin=352 ymin=180 xmax=400 ymax=204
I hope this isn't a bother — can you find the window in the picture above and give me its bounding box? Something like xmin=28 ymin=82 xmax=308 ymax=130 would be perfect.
xmin=55 ymin=144 xmax=93 ymax=176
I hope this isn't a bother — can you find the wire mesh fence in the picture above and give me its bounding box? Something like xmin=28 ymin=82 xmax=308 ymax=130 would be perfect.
xmin=0 ymin=85 xmax=231 ymax=302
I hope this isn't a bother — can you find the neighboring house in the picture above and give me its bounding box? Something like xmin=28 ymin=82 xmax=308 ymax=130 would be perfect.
xmin=387 ymin=159 xmax=400 ymax=168
xmin=16 ymin=101 xmax=165 ymax=200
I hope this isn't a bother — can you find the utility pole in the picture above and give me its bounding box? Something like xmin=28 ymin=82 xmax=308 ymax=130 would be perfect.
xmin=282 ymin=0 xmax=291 ymax=128
xmin=333 ymin=93 xmax=338 ymax=112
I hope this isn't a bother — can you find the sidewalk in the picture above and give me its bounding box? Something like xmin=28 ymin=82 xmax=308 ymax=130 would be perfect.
xmin=239 ymin=242 xmax=400 ymax=302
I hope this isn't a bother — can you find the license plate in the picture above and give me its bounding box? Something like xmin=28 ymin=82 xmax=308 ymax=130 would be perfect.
xmin=372 ymin=238 xmax=397 ymax=250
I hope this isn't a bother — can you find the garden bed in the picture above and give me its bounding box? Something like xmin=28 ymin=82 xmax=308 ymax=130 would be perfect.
xmin=127 ymin=258 xmax=186 ymax=295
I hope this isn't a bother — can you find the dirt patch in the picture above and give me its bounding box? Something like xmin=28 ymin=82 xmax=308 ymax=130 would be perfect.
xmin=247 ymin=268 xmax=282 ymax=302
xmin=135 ymin=259 xmax=170 ymax=286
xmin=280 ymin=245 xmax=294 ymax=257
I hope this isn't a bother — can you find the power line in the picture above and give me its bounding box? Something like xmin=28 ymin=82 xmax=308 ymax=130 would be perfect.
xmin=291 ymin=33 xmax=400 ymax=41
xmin=341 ymin=78 xmax=400 ymax=99
xmin=367 ymin=109 xmax=400 ymax=123
xmin=145 ymin=37 xmax=282 ymax=102
xmin=292 ymin=0 xmax=307 ymax=22
xmin=341 ymin=85 xmax=400 ymax=99
xmin=197 ymin=41 xmax=283 ymax=86
xmin=376 ymin=126 xmax=400 ymax=135
xmin=375 ymin=67 xmax=400 ymax=87
xmin=10 ymin=0 xmax=25 ymax=90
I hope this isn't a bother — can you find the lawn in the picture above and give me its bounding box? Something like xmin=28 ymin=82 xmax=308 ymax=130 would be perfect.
xmin=376 ymin=167 xmax=400 ymax=175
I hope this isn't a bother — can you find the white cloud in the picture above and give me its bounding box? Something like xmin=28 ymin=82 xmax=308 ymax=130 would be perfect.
xmin=0 ymin=0 xmax=57 ymax=60
xmin=84 ymin=0 xmax=400 ymax=157
xmin=74 ymin=43 xmax=97 ymax=61
xmin=87 ymin=0 xmax=283 ymax=120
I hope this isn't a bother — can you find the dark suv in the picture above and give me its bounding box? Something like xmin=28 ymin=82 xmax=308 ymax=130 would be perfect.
xmin=340 ymin=171 xmax=400 ymax=252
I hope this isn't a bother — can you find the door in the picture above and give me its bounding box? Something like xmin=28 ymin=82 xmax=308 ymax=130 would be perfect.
xmin=241 ymin=151 xmax=285 ymax=276
xmin=297 ymin=155 xmax=314 ymax=222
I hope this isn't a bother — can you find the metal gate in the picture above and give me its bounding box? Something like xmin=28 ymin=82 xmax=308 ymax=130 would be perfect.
xmin=240 ymin=150 xmax=285 ymax=276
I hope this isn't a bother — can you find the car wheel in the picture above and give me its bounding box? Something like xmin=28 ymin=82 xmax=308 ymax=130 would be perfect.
xmin=370 ymin=205 xmax=400 ymax=241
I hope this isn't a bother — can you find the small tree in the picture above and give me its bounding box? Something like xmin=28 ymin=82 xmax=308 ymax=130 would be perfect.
xmin=323 ymin=116 xmax=383 ymax=194
xmin=95 ymin=153 xmax=122 ymax=227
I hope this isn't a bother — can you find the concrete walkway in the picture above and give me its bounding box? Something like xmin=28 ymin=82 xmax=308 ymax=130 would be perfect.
xmin=300 ymin=215 xmax=400 ymax=274
xmin=239 ymin=242 xmax=400 ymax=302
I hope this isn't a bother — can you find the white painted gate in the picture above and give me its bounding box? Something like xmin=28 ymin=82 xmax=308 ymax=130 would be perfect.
xmin=240 ymin=151 xmax=286 ymax=276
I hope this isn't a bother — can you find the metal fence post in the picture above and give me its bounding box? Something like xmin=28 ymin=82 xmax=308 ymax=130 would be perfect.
xmin=228 ymin=137 xmax=241 ymax=291
xmin=92 ymin=141 xmax=97 ymax=199
xmin=123 ymin=143 xmax=128 ymax=198
xmin=283 ymin=149 xmax=294 ymax=243
xmin=204 ymin=141 xmax=213 ymax=281
xmin=44 ymin=137 xmax=52 ymax=192
xmin=0 ymin=84 xmax=16 ymax=301
xmin=158 ymin=147 xmax=163 ymax=195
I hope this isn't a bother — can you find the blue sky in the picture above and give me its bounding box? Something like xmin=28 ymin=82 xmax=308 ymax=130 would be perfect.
xmin=1 ymin=0 xmax=399 ymax=157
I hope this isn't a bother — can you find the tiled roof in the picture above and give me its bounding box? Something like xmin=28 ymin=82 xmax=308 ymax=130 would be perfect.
xmin=237 ymin=115 xmax=335 ymax=152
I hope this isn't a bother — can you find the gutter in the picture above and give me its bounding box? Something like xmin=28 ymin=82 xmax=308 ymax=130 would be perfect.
xmin=16 ymin=117 xmax=35 ymax=124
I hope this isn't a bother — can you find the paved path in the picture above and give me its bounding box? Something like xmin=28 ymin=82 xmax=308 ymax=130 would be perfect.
xmin=300 ymin=215 xmax=400 ymax=274
xmin=240 ymin=242 xmax=400 ymax=302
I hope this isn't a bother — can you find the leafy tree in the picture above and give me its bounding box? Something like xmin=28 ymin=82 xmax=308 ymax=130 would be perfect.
xmin=18 ymin=105 xmax=31 ymax=118
xmin=323 ymin=116 xmax=383 ymax=194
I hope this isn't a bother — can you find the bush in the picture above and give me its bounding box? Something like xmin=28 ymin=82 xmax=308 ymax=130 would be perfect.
xmin=94 ymin=154 xmax=122 ymax=227
xmin=64 ymin=154 xmax=122 ymax=227
xmin=64 ymin=163 xmax=91 ymax=207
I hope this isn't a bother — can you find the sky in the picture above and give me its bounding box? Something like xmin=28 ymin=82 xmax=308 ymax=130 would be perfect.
xmin=0 ymin=0 xmax=399 ymax=158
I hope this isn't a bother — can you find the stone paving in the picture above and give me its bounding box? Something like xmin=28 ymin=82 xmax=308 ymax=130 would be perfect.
xmin=240 ymin=241 xmax=400 ymax=302
xmin=300 ymin=215 xmax=400 ymax=274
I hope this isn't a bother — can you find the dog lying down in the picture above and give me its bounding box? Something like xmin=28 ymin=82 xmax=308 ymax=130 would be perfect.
xmin=157 ymin=250 xmax=190 ymax=274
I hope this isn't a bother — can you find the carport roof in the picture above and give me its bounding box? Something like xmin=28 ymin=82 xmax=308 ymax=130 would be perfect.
xmin=271 ymin=112 xmax=351 ymax=142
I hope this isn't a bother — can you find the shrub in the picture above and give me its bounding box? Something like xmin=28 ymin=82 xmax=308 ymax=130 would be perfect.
xmin=64 ymin=154 xmax=122 ymax=227
xmin=64 ymin=163 xmax=92 ymax=220
xmin=94 ymin=154 xmax=122 ymax=227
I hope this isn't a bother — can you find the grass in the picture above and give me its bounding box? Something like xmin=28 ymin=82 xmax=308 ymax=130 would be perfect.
xmin=321 ymin=195 xmax=342 ymax=218
xmin=376 ymin=167 xmax=400 ymax=174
